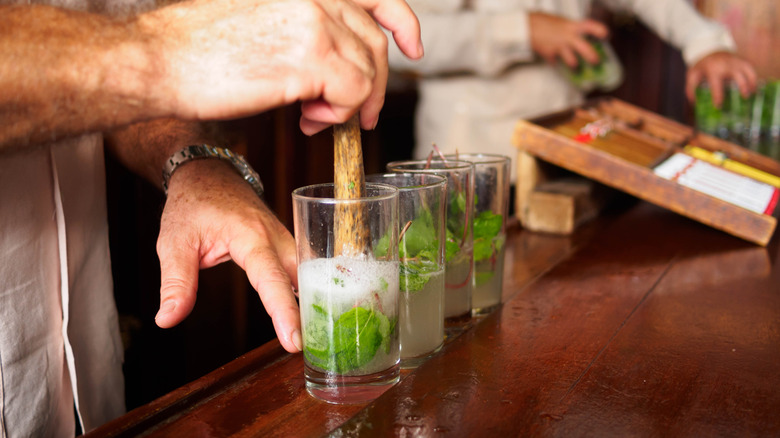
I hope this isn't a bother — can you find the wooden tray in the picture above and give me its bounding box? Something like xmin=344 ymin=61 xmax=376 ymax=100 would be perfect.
xmin=513 ymin=97 xmax=780 ymax=246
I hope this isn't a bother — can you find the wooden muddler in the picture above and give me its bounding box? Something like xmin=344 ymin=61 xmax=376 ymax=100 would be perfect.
xmin=333 ymin=114 xmax=370 ymax=256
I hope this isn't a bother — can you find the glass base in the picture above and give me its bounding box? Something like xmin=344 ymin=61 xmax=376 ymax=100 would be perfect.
xmin=472 ymin=302 xmax=501 ymax=316
xmin=400 ymin=343 xmax=443 ymax=369
xmin=444 ymin=311 xmax=472 ymax=338
xmin=305 ymin=364 xmax=400 ymax=404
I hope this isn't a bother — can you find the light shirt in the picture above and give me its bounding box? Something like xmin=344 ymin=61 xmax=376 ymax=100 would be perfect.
xmin=0 ymin=134 xmax=126 ymax=437
xmin=387 ymin=0 xmax=736 ymax=181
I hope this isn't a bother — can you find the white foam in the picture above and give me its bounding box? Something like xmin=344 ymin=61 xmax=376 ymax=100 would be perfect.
xmin=298 ymin=256 xmax=399 ymax=315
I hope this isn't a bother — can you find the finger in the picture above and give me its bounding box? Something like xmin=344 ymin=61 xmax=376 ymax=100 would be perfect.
xmin=314 ymin=32 xmax=374 ymax=119
xmin=272 ymin=226 xmax=299 ymax=290
xmin=707 ymin=73 xmax=726 ymax=108
xmin=329 ymin=0 xmax=389 ymax=129
xmin=740 ymin=63 xmax=759 ymax=96
xmin=300 ymin=98 xmax=354 ymax=124
xmin=578 ymin=18 xmax=609 ymax=40
xmin=299 ymin=113 xmax=332 ymax=136
xmin=730 ymin=70 xmax=750 ymax=99
xmin=572 ymin=37 xmax=600 ymax=65
xmin=235 ymin=240 xmax=301 ymax=353
xmin=560 ymin=46 xmax=579 ymax=68
xmin=352 ymin=0 xmax=423 ymax=59
xmin=686 ymin=68 xmax=704 ymax=103
xmin=156 ymin=238 xmax=200 ymax=328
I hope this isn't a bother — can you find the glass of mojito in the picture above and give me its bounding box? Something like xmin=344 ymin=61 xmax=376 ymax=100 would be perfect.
xmin=444 ymin=153 xmax=510 ymax=315
xmin=387 ymin=159 xmax=475 ymax=335
xmin=695 ymin=82 xmax=727 ymax=138
xmin=557 ymin=37 xmax=623 ymax=93
xmin=292 ymin=182 xmax=400 ymax=404
xmin=366 ymin=173 xmax=447 ymax=368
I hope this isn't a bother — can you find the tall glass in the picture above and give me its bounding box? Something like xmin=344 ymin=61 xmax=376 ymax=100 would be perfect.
xmin=366 ymin=173 xmax=447 ymax=368
xmin=387 ymin=160 xmax=475 ymax=334
xmin=695 ymin=83 xmax=726 ymax=138
xmin=292 ymin=183 xmax=400 ymax=404
xmin=445 ymin=153 xmax=510 ymax=315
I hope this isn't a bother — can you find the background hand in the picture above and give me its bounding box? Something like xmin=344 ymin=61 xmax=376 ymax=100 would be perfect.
xmin=529 ymin=12 xmax=609 ymax=67
xmin=154 ymin=158 xmax=301 ymax=353
xmin=685 ymin=51 xmax=758 ymax=108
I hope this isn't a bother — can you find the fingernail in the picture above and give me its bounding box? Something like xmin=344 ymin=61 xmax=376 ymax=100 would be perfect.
xmin=418 ymin=40 xmax=425 ymax=57
xmin=292 ymin=329 xmax=303 ymax=352
xmin=156 ymin=300 xmax=176 ymax=320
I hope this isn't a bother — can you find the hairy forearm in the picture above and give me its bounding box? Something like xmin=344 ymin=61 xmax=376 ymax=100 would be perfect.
xmin=0 ymin=4 xmax=172 ymax=151
xmin=105 ymin=118 xmax=227 ymax=188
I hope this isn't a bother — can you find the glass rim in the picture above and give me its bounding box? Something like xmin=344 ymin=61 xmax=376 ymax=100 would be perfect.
xmin=292 ymin=182 xmax=399 ymax=203
xmin=386 ymin=159 xmax=474 ymax=173
xmin=365 ymin=172 xmax=447 ymax=191
xmin=442 ymin=153 xmax=511 ymax=165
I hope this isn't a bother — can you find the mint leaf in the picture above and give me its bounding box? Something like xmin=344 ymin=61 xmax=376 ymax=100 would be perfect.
xmin=445 ymin=228 xmax=460 ymax=262
xmin=303 ymin=304 xmax=335 ymax=369
xmin=474 ymin=210 xmax=502 ymax=239
xmin=473 ymin=210 xmax=502 ymax=262
xmin=374 ymin=233 xmax=390 ymax=259
xmin=475 ymin=270 xmax=495 ymax=286
xmin=399 ymin=211 xmax=436 ymax=259
xmin=333 ymin=307 xmax=383 ymax=373
xmin=473 ymin=237 xmax=495 ymax=263
xmin=399 ymin=259 xmax=439 ymax=293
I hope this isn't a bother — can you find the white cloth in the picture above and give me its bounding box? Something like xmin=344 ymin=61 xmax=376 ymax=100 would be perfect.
xmin=0 ymin=0 xmax=165 ymax=433
xmin=0 ymin=135 xmax=125 ymax=438
xmin=387 ymin=0 xmax=737 ymax=181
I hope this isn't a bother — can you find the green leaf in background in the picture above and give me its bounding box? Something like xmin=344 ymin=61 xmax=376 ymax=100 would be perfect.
xmin=399 ymin=209 xmax=436 ymax=259
xmin=474 ymin=210 xmax=502 ymax=239
xmin=472 ymin=210 xmax=502 ymax=262
xmin=475 ymin=271 xmax=495 ymax=287
xmin=445 ymin=228 xmax=460 ymax=262
xmin=374 ymin=233 xmax=390 ymax=259
xmin=400 ymin=259 xmax=440 ymax=293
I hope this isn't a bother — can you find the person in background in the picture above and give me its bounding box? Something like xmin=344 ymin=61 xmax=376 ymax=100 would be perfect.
xmin=0 ymin=0 xmax=422 ymax=435
xmin=386 ymin=0 xmax=757 ymax=180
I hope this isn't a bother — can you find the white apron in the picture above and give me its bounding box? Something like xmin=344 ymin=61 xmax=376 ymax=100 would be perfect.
xmin=0 ymin=134 xmax=125 ymax=437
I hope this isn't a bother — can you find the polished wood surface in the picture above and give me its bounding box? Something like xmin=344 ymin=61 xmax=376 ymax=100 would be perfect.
xmin=88 ymin=200 xmax=780 ymax=437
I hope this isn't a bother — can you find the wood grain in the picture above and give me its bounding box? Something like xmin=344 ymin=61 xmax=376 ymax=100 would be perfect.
xmin=333 ymin=114 xmax=370 ymax=256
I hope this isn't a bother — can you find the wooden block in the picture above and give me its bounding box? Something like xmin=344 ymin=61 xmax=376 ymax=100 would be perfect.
xmin=524 ymin=177 xmax=612 ymax=234
xmin=514 ymin=150 xmax=546 ymax=223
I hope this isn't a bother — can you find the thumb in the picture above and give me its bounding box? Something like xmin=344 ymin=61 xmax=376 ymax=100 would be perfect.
xmin=156 ymin=241 xmax=200 ymax=328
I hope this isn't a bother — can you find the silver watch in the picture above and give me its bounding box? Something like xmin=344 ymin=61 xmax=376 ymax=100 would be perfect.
xmin=162 ymin=144 xmax=264 ymax=197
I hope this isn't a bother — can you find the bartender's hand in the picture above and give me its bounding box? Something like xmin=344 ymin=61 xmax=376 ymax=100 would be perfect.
xmin=528 ymin=12 xmax=609 ymax=67
xmin=155 ymin=158 xmax=302 ymax=353
xmin=144 ymin=0 xmax=422 ymax=135
xmin=685 ymin=51 xmax=758 ymax=108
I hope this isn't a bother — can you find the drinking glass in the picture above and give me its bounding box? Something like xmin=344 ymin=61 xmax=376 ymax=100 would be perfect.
xmin=366 ymin=173 xmax=447 ymax=368
xmin=387 ymin=159 xmax=475 ymax=334
xmin=292 ymin=182 xmax=400 ymax=404
xmin=444 ymin=153 xmax=510 ymax=315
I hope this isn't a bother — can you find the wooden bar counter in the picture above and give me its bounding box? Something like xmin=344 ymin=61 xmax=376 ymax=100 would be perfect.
xmin=87 ymin=199 xmax=780 ymax=437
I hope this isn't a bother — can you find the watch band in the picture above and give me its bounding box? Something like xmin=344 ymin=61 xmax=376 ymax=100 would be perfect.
xmin=162 ymin=144 xmax=264 ymax=197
